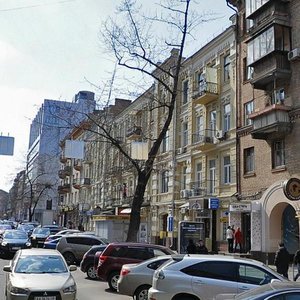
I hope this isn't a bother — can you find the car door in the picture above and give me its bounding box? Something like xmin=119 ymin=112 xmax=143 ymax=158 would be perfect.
xmin=183 ymin=261 xmax=239 ymax=300
xmin=237 ymin=263 xmax=280 ymax=294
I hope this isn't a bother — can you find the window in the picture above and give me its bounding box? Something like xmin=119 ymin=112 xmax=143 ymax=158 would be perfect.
xmin=182 ymin=166 xmax=187 ymax=190
xmin=209 ymin=159 xmax=216 ymax=194
xmin=223 ymin=104 xmax=231 ymax=132
xmin=161 ymin=171 xmax=169 ymax=193
xmin=244 ymin=147 xmax=255 ymax=174
xmin=195 ymin=162 xmax=203 ymax=188
xmin=209 ymin=110 xmax=217 ymax=137
xmin=223 ymin=156 xmax=231 ymax=184
xmin=182 ymin=122 xmax=188 ymax=147
xmin=182 ymin=80 xmax=189 ymax=105
xmin=272 ymin=140 xmax=285 ymax=169
xmin=182 ymin=261 xmax=237 ymax=281
xmin=196 ymin=115 xmax=204 ymax=134
xmin=198 ymin=72 xmax=206 ymax=93
xmin=223 ymin=55 xmax=230 ymax=82
xmin=247 ymin=25 xmax=290 ymax=65
xmin=246 ymin=0 xmax=270 ymax=17
xmin=162 ymin=130 xmax=170 ymax=152
xmin=244 ymin=101 xmax=254 ymax=126
xmin=238 ymin=264 xmax=275 ymax=285
xmin=243 ymin=58 xmax=253 ymax=81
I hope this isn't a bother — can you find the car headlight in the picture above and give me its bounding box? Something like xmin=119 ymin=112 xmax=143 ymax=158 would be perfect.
xmin=26 ymin=242 xmax=31 ymax=247
xmin=63 ymin=284 xmax=76 ymax=294
xmin=10 ymin=286 xmax=29 ymax=295
xmin=32 ymin=236 xmax=36 ymax=240
xmin=1 ymin=241 xmax=7 ymax=246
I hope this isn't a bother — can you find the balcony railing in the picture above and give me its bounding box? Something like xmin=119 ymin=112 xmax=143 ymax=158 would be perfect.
xmin=250 ymin=104 xmax=292 ymax=140
xmin=64 ymin=166 xmax=72 ymax=176
xmin=58 ymin=170 xmax=66 ymax=179
xmin=72 ymin=178 xmax=81 ymax=189
xmin=80 ymin=178 xmax=91 ymax=186
xmin=192 ymin=129 xmax=216 ymax=151
xmin=192 ymin=82 xmax=219 ymax=105
xmin=73 ymin=160 xmax=82 ymax=171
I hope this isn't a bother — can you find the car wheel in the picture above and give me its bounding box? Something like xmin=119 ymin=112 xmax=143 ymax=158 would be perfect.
xmin=173 ymin=295 xmax=199 ymax=300
xmin=108 ymin=271 xmax=119 ymax=291
xmin=134 ymin=285 xmax=151 ymax=300
xmin=63 ymin=252 xmax=76 ymax=265
xmin=86 ymin=264 xmax=98 ymax=280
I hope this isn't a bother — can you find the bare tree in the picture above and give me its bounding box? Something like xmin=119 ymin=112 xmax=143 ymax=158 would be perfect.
xmin=91 ymin=0 xmax=212 ymax=242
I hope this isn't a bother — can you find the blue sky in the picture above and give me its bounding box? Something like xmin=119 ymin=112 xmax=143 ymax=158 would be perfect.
xmin=0 ymin=0 xmax=233 ymax=191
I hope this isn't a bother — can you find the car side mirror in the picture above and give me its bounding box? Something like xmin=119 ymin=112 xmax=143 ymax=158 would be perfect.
xmin=69 ymin=265 xmax=77 ymax=272
xmin=3 ymin=265 xmax=12 ymax=272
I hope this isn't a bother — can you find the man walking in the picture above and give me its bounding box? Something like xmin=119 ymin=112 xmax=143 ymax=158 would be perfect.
xmin=274 ymin=242 xmax=290 ymax=279
xmin=226 ymin=226 xmax=234 ymax=253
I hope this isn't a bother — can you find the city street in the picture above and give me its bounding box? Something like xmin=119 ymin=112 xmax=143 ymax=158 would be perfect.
xmin=0 ymin=257 xmax=130 ymax=300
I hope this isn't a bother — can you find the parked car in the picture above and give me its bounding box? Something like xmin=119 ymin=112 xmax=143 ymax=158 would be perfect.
xmin=17 ymin=223 xmax=35 ymax=236
xmin=0 ymin=224 xmax=12 ymax=235
xmin=148 ymin=254 xmax=288 ymax=300
xmin=56 ymin=234 xmax=109 ymax=265
xmin=30 ymin=227 xmax=51 ymax=248
xmin=43 ymin=237 xmax=62 ymax=249
xmin=42 ymin=224 xmax=65 ymax=234
xmin=0 ymin=229 xmax=31 ymax=258
xmin=117 ymin=255 xmax=172 ymax=299
xmin=55 ymin=229 xmax=81 ymax=235
xmin=80 ymin=244 xmax=107 ymax=279
xmin=215 ymin=281 xmax=300 ymax=300
xmin=97 ymin=242 xmax=175 ymax=291
xmin=3 ymin=248 xmax=77 ymax=300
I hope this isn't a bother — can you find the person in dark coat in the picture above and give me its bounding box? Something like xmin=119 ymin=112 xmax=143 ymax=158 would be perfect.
xmin=186 ymin=239 xmax=197 ymax=254
xmin=274 ymin=242 xmax=290 ymax=279
xmin=196 ymin=240 xmax=208 ymax=254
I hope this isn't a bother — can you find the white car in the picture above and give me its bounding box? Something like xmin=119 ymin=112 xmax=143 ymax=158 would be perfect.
xmin=148 ymin=254 xmax=288 ymax=300
xmin=3 ymin=248 xmax=77 ymax=300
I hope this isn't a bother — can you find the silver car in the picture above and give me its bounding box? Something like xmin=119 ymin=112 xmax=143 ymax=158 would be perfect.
xmin=117 ymin=255 xmax=172 ymax=299
xmin=3 ymin=248 xmax=77 ymax=300
xmin=148 ymin=254 xmax=288 ymax=300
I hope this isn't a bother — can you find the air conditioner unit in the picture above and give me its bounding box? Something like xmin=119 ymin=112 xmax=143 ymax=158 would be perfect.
xmin=288 ymin=48 xmax=300 ymax=61
xmin=180 ymin=189 xmax=190 ymax=198
xmin=215 ymin=130 xmax=225 ymax=140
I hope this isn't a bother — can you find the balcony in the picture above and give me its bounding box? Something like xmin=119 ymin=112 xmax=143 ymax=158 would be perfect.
xmin=58 ymin=183 xmax=71 ymax=194
xmin=59 ymin=155 xmax=68 ymax=163
xmin=250 ymin=104 xmax=292 ymax=140
xmin=80 ymin=178 xmax=91 ymax=187
xmin=192 ymin=129 xmax=216 ymax=151
xmin=192 ymin=82 xmax=219 ymax=105
xmin=64 ymin=166 xmax=72 ymax=176
xmin=126 ymin=126 xmax=142 ymax=140
xmin=250 ymin=52 xmax=291 ymax=90
xmin=58 ymin=169 xmax=66 ymax=179
xmin=72 ymin=179 xmax=81 ymax=189
xmin=73 ymin=160 xmax=82 ymax=171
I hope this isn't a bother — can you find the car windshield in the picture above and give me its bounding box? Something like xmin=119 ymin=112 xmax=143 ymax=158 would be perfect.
xmin=4 ymin=231 xmax=28 ymax=239
xmin=33 ymin=228 xmax=50 ymax=235
xmin=15 ymin=255 xmax=68 ymax=274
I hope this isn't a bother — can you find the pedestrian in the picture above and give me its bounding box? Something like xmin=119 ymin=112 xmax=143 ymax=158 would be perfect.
xmin=186 ymin=239 xmax=197 ymax=254
xmin=274 ymin=242 xmax=290 ymax=279
xmin=226 ymin=226 xmax=234 ymax=253
xmin=293 ymin=249 xmax=300 ymax=281
xmin=234 ymin=227 xmax=243 ymax=253
xmin=196 ymin=239 xmax=208 ymax=254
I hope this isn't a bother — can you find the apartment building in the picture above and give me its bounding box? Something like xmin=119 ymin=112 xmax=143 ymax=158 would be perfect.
xmin=228 ymin=0 xmax=300 ymax=261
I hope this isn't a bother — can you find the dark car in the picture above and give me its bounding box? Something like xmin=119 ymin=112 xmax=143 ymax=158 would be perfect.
xmin=0 ymin=224 xmax=12 ymax=235
xmin=17 ymin=223 xmax=35 ymax=236
xmin=80 ymin=245 xmax=107 ymax=279
xmin=30 ymin=227 xmax=51 ymax=248
xmin=0 ymin=229 xmax=31 ymax=258
xmin=42 ymin=224 xmax=65 ymax=235
xmin=96 ymin=242 xmax=175 ymax=291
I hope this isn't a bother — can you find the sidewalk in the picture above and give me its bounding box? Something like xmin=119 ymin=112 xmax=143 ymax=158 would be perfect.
xmin=268 ymin=264 xmax=296 ymax=281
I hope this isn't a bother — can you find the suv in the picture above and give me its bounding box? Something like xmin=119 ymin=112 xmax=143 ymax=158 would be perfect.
xmin=96 ymin=242 xmax=174 ymax=291
xmin=80 ymin=244 xmax=107 ymax=279
xmin=56 ymin=234 xmax=109 ymax=265
xmin=148 ymin=254 xmax=288 ymax=300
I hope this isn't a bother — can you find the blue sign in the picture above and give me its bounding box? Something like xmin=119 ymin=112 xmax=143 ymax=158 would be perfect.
xmin=209 ymin=198 xmax=219 ymax=210
xmin=167 ymin=216 xmax=173 ymax=232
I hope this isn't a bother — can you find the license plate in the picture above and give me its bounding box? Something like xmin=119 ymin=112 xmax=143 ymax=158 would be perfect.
xmin=34 ymin=297 xmax=56 ymax=300
xmin=12 ymin=247 xmax=21 ymax=250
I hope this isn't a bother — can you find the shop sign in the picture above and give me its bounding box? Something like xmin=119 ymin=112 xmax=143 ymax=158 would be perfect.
xmin=229 ymin=203 xmax=251 ymax=212
xmin=208 ymin=198 xmax=219 ymax=210
xmin=283 ymin=178 xmax=300 ymax=201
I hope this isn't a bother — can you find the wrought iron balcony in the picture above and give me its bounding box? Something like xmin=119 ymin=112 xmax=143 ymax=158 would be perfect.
xmin=192 ymin=82 xmax=219 ymax=105
xmin=250 ymin=104 xmax=292 ymax=140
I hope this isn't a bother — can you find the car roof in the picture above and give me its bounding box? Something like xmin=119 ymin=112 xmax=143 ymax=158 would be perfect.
xmin=107 ymin=242 xmax=170 ymax=248
xmin=18 ymin=248 xmax=62 ymax=256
